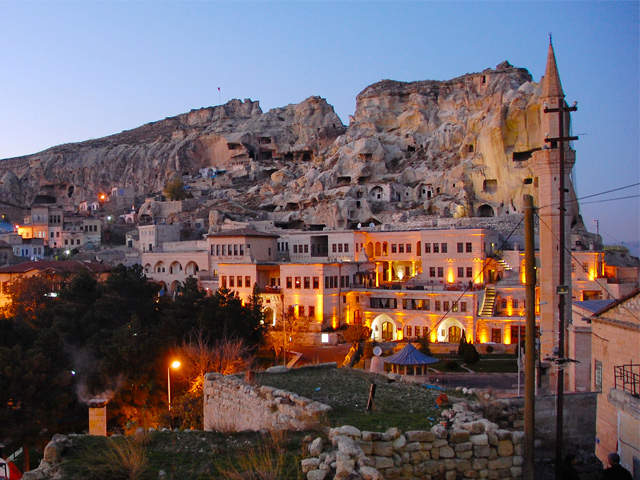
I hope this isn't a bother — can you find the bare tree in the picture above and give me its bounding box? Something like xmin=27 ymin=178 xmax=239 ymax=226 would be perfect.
xmin=174 ymin=329 xmax=254 ymax=394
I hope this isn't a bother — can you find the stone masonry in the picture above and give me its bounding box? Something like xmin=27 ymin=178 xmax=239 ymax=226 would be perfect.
xmin=302 ymin=422 xmax=524 ymax=480
xmin=203 ymin=372 xmax=332 ymax=432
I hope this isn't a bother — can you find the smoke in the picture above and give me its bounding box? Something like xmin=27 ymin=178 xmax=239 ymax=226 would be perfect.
xmin=76 ymin=375 xmax=124 ymax=405
xmin=64 ymin=344 xmax=124 ymax=405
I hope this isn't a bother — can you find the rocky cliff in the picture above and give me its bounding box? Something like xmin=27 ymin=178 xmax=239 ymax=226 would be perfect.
xmin=0 ymin=61 xmax=581 ymax=232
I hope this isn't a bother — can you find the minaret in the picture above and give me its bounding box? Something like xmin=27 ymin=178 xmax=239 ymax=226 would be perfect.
xmin=531 ymin=41 xmax=576 ymax=361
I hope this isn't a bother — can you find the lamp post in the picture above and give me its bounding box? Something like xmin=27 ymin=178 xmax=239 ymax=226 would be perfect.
xmin=167 ymin=360 xmax=180 ymax=411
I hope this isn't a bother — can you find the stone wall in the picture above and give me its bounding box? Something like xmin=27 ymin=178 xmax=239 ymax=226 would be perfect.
xmin=302 ymin=422 xmax=524 ymax=480
xmin=203 ymin=372 xmax=331 ymax=432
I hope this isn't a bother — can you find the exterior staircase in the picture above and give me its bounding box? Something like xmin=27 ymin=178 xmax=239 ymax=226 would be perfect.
xmin=496 ymin=258 xmax=513 ymax=271
xmin=479 ymin=287 xmax=496 ymax=316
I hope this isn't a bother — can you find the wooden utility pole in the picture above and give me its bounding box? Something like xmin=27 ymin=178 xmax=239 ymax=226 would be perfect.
xmin=523 ymin=194 xmax=536 ymax=479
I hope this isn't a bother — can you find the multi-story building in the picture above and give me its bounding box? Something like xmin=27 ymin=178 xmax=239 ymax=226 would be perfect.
xmin=17 ymin=205 xmax=102 ymax=249
xmin=590 ymin=290 xmax=639 ymax=473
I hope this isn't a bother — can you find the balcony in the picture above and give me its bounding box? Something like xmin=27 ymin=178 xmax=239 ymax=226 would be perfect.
xmin=614 ymin=363 xmax=640 ymax=398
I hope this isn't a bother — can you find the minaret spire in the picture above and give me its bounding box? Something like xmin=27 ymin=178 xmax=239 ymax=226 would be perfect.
xmin=542 ymin=38 xmax=565 ymax=99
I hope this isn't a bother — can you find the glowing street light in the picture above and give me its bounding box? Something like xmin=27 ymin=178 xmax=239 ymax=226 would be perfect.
xmin=167 ymin=360 xmax=180 ymax=411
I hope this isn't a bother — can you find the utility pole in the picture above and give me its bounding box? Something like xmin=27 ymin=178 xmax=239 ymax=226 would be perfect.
xmin=543 ymin=100 xmax=578 ymax=478
xmin=523 ymin=194 xmax=536 ymax=480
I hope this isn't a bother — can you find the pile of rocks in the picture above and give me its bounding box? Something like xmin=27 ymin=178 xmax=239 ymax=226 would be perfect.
xmin=302 ymin=420 xmax=524 ymax=480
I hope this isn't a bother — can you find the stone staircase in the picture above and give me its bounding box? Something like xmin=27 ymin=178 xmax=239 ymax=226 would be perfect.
xmin=496 ymin=258 xmax=513 ymax=271
xmin=479 ymin=286 xmax=496 ymax=316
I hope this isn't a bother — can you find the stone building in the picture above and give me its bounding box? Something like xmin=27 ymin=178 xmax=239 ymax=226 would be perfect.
xmin=590 ymin=290 xmax=640 ymax=475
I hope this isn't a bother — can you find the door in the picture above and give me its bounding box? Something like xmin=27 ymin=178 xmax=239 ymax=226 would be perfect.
xmin=448 ymin=326 xmax=462 ymax=343
xmin=382 ymin=322 xmax=394 ymax=342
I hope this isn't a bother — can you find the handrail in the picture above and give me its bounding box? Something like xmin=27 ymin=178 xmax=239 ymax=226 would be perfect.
xmin=614 ymin=363 xmax=640 ymax=397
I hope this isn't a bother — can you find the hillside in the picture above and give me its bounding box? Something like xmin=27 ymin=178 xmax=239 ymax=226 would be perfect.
xmin=0 ymin=61 xmax=583 ymax=234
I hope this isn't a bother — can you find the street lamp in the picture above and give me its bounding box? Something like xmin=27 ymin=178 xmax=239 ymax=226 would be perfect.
xmin=167 ymin=360 xmax=180 ymax=411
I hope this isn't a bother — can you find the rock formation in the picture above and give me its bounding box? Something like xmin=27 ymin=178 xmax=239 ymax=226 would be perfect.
xmin=0 ymin=61 xmax=582 ymax=233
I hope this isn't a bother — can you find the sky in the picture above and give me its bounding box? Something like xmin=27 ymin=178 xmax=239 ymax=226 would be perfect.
xmin=0 ymin=1 xmax=638 ymax=251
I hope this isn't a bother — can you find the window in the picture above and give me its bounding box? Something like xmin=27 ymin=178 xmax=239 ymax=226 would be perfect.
xmin=422 ymin=326 xmax=429 ymax=338
xmin=406 ymin=243 xmax=411 ymax=253
xmin=501 ymin=299 xmax=508 ymax=309
xmin=406 ymin=326 xmax=412 ymax=338
xmin=458 ymin=267 xmax=464 ymax=278
xmin=222 ymin=245 xmax=226 ymax=255
xmin=240 ymin=245 xmax=244 ymax=255
xmin=313 ymin=277 xmax=319 ymax=289
xmin=433 ymin=243 xmax=439 ymax=253
xmin=304 ymin=244 xmax=309 ymax=253
xmin=344 ymin=243 xmax=349 ymax=253
xmin=298 ymin=306 xmax=305 ymax=317
xmin=221 ymin=276 xmax=227 ymax=288
xmin=513 ymin=299 xmax=519 ymax=309
xmin=391 ymin=244 xmax=397 ymax=253
xmin=435 ymin=301 xmax=441 ymax=311
xmin=467 ymin=267 xmax=473 ymax=278
xmin=594 ymin=360 xmax=602 ymax=391
xmin=332 ymin=244 xmax=337 ymax=253
xmin=229 ymin=276 xmax=235 ymax=287
xmin=245 ymin=276 xmax=251 ymax=287
xmin=325 ymin=277 xmax=330 ymax=289
xmin=309 ymin=306 xmax=315 ymax=319
xmin=353 ymin=310 xmax=362 ymax=324
xmin=452 ymin=302 xmax=458 ymax=312
xmin=437 ymin=267 xmax=444 ymax=278
xmin=460 ymin=302 xmax=467 ymax=312
xmin=443 ymin=301 xmax=450 ymax=311
xmin=338 ymin=244 xmax=343 ymax=253
xmin=425 ymin=243 xmax=431 ymax=253
xmin=295 ymin=277 xmax=301 ymax=289
xmin=234 ymin=245 xmax=238 ymax=255
xmin=382 ymin=243 xmax=388 ymax=255
xmin=441 ymin=243 xmax=447 ymax=253
xmin=304 ymin=277 xmax=310 ymax=289
xmin=466 ymin=242 xmax=472 ymax=253
xmin=294 ymin=245 xmax=298 ymax=254
xmin=237 ymin=276 xmax=242 ymax=288
xmin=399 ymin=244 xmax=405 ymax=253
xmin=457 ymin=242 xmax=464 ymax=253
xmin=430 ymin=267 xmax=436 ymax=277
xmin=286 ymin=277 xmax=292 ymax=289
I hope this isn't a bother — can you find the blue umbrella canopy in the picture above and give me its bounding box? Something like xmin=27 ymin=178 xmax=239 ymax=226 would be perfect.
xmin=383 ymin=343 xmax=438 ymax=366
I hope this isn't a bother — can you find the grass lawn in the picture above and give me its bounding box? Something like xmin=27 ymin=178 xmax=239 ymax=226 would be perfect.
xmin=255 ymin=366 xmax=467 ymax=432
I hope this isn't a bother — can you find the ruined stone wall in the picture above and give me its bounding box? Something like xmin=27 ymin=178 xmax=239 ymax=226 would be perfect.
xmin=203 ymin=372 xmax=331 ymax=432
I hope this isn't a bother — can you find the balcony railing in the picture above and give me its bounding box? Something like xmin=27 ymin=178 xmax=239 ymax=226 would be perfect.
xmin=614 ymin=363 xmax=640 ymax=397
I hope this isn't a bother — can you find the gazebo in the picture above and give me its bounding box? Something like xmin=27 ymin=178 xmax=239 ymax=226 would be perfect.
xmin=383 ymin=343 xmax=438 ymax=378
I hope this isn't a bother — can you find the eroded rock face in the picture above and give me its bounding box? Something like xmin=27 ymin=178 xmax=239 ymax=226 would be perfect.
xmin=0 ymin=62 xmax=580 ymax=232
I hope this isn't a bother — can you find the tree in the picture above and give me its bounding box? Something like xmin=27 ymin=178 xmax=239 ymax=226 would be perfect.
xmin=163 ymin=177 xmax=192 ymax=201
xmin=343 ymin=325 xmax=371 ymax=346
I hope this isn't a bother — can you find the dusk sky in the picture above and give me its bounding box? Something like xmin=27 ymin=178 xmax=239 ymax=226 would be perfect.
xmin=0 ymin=1 xmax=638 ymax=250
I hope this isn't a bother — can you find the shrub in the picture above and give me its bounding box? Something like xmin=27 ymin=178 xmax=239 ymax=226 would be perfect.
xmin=361 ymin=341 xmax=375 ymax=360
xmin=343 ymin=325 xmax=371 ymax=345
xmin=457 ymin=335 xmax=468 ymax=356
xmin=417 ymin=336 xmax=431 ymax=356
xmin=463 ymin=343 xmax=481 ymax=364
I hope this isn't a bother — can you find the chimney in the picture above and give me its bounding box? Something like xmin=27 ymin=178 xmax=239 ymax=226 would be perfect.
xmin=88 ymin=398 xmax=108 ymax=436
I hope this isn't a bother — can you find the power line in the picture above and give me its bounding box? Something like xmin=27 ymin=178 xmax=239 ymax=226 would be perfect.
xmin=578 ymin=194 xmax=639 ymax=206
xmin=538 ymin=182 xmax=640 ymax=210
xmin=536 ymin=214 xmax=639 ymax=321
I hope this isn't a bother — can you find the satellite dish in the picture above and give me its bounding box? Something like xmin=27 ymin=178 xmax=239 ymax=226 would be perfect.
xmin=373 ymin=346 xmax=382 ymax=356
xmin=357 ymin=223 xmax=362 ymax=229
xmin=369 ymin=222 xmax=375 ymax=228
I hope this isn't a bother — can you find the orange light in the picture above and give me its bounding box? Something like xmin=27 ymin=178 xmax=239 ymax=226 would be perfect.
xmin=171 ymin=360 xmax=181 ymax=369
xmin=430 ymin=330 xmax=437 ymax=343
xmin=504 ymin=328 xmax=511 ymax=345
xmin=479 ymin=333 xmax=487 ymax=344
xmin=447 ymin=271 xmax=454 ymax=284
